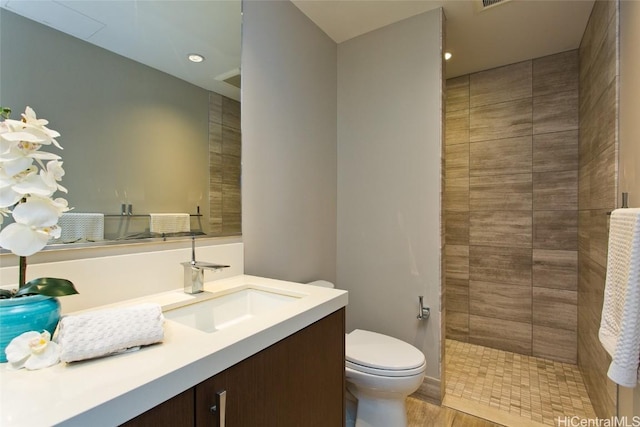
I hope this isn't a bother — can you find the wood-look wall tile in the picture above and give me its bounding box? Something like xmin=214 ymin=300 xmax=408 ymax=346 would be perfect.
xmin=469 ymin=315 xmax=532 ymax=355
xmin=590 ymin=143 xmax=617 ymax=210
xmin=222 ymin=127 xmax=241 ymax=157
xmin=579 ymin=158 xmax=592 ymax=210
xmin=446 ymin=245 xmax=469 ymax=280
xmin=445 ymin=143 xmax=469 ymax=179
xmin=581 ymin=80 xmax=616 ymax=165
xmin=222 ymin=96 xmax=241 ymax=130
xmin=533 ymin=210 xmax=577 ymax=250
xmin=589 ymin=209 xmax=610 ymax=269
xmin=470 ymin=99 xmax=532 ymax=142
xmin=470 ymin=61 xmax=532 ymax=108
xmin=533 ymin=170 xmax=578 ymax=211
xmin=532 ymin=130 xmax=579 ymax=173
xmin=446 ymin=76 xmax=470 ymax=113
xmin=469 ymin=280 xmax=531 ymax=323
xmin=533 ymin=287 xmax=577 ymax=331
xmin=470 ymin=173 xmax=532 ymax=211
xmin=533 ymin=90 xmax=579 ymax=135
xmin=533 ymin=325 xmax=577 ymax=364
xmin=444 ymin=177 xmax=469 ymax=212
xmin=446 ymin=278 xmax=469 ymax=313
xmin=578 ymin=211 xmax=591 ymax=256
xmin=470 ymin=211 xmax=532 ymax=248
xmin=469 ymin=136 xmax=532 ymax=176
xmin=446 ymin=310 xmax=469 ymax=342
xmin=209 ymin=92 xmax=222 ymax=125
xmin=532 ymin=249 xmax=577 ymax=291
xmin=469 ymin=246 xmax=532 ymax=287
xmin=533 ymin=50 xmax=579 ymax=98
xmin=445 ymin=211 xmax=469 ymax=245
xmin=445 ymin=109 xmax=469 ymax=146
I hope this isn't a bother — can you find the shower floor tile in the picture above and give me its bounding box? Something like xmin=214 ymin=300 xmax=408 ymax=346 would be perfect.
xmin=444 ymin=339 xmax=596 ymax=426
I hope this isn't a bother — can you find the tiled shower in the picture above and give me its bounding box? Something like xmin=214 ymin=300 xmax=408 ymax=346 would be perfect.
xmin=444 ymin=0 xmax=619 ymax=421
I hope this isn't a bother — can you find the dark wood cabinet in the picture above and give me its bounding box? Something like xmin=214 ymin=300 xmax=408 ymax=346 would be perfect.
xmin=122 ymin=308 xmax=345 ymax=427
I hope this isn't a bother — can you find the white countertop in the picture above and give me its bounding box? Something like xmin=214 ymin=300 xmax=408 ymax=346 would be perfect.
xmin=0 ymin=275 xmax=348 ymax=427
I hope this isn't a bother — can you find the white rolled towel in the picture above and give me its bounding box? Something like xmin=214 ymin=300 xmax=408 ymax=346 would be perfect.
xmin=57 ymin=303 xmax=164 ymax=363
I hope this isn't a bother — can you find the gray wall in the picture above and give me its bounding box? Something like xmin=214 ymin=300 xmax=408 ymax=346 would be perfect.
xmin=241 ymin=0 xmax=338 ymax=283
xmin=337 ymin=10 xmax=444 ymax=384
xmin=0 ymin=10 xmax=211 ymax=232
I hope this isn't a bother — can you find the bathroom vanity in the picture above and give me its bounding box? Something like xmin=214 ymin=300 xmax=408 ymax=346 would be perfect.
xmin=0 ymin=275 xmax=348 ymax=427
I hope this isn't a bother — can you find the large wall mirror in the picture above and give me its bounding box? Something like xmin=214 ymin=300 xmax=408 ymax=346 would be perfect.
xmin=0 ymin=0 xmax=242 ymax=250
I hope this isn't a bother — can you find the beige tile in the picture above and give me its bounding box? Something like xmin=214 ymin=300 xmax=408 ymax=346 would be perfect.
xmin=580 ymin=80 xmax=616 ymax=167
xmin=469 ymin=246 xmax=532 ymax=287
xmin=209 ymin=92 xmax=223 ymax=125
xmin=579 ymin=159 xmax=592 ymax=210
xmin=446 ymin=245 xmax=469 ymax=281
xmin=533 ymin=90 xmax=579 ymax=135
xmin=589 ymin=209 xmax=610 ymax=269
xmin=533 ymin=170 xmax=578 ymax=211
xmin=446 ymin=211 xmax=469 ymax=245
xmin=533 ymin=210 xmax=577 ymax=250
xmin=533 ymin=50 xmax=579 ymax=98
xmin=470 ymin=211 xmax=532 ymax=248
xmin=444 ymin=177 xmax=469 ymax=212
xmin=532 ymin=130 xmax=578 ymax=173
xmin=532 ymin=325 xmax=577 ymax=364
xmin=446 ymin=75 xmax=470 ymax=113
xmin=532 ymin=249 xmax=577 ymax=291
xmin=470 ymin=61 xmax=532 ymax=108
xmin=470 ymin=173 xmax=532 ymax=211
xmin=446 ymin=278 xmax=469 ymax=313
xmin=469 ymin=315 xmax=532 ymax=354
xmin=445 ymin=143 xmax=469 ymax=179
xmin=222 ymin=96 xmax=241 ymax=130
xmin=470 ymin=280 xmax=531 ymax=323
xmin=470 ymin=136 xmax=532 ymax=177
xmin=590 ymin=143 xmax=617 ymax=210
xmin=222 ymin=127 xmax=241 ymax=157
xmin=446 ymin=310 xmax=469 ymax=341
xmin=532 ymin=287 xmax=577 ymax=331
xmin=470 ymin=99 xmax=533 ymax=143
xmin=446 ymin=109 xmax=470 ymax=146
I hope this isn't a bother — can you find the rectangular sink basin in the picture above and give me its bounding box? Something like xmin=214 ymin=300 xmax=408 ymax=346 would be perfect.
xmin=164 ymin=288 xmax=300 ymax=333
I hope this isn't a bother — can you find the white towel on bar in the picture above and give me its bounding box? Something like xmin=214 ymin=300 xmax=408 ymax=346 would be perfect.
xmin=599 ymin=208 xmax=640 ymax=387
xmin=53 ymin=213 xmax=104 ymax=243
xmin=57 ymin=303 xmax=164 ymax=363
xmin=149 ymin=213 xmax=190 ymax=234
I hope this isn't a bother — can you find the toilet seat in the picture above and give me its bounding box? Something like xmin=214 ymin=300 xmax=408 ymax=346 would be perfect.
xmin=346 ymin=329 xmax=426 ymax=377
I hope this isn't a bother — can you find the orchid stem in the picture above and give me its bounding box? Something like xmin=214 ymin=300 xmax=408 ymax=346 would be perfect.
xmin=19 ymin=256 xmax=26 ymax=288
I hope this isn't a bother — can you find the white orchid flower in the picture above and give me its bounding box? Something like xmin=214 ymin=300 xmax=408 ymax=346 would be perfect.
xmin=5 ymin=330 xmax=60 ymax=370
xmin=19 ymin=106 xmax=62 ymax=149
xmin=0 ymin=165 xmax=38 ymax=208
xmin=0 ymin=207 xmax=9 ymax=225
xmin=0 ymin=197 xmax=63 ymax=256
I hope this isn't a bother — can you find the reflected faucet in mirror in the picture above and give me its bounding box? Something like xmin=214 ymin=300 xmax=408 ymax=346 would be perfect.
xmin=182 ymin=236 xmax=230 ymax=294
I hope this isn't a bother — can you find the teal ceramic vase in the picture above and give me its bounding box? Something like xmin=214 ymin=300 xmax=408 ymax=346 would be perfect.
xmin=0 ymin=295 xmax=61 ymax=363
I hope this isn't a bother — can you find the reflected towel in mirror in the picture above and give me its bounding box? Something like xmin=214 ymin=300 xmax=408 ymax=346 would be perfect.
xmin=53 ymin=213 xmax=105 ymax=243
xmin=149 ymin=213 xmax=190 ymax=234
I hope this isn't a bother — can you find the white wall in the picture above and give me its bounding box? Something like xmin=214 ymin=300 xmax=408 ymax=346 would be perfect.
xmin=241 ymin=0 xmax=338 ymax=284
xmin=617 ymin=0 xmax=640 ymax=418
xmin=337 ymin=9 xmax=444 ymax=382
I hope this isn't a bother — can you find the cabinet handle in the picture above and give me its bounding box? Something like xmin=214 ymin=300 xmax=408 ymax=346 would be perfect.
xmin=209 ymin=390 xmax=227 ymax=427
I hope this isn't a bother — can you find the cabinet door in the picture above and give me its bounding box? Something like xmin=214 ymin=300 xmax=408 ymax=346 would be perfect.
xmin=196 ymin=308 xmax=345 ymax=427
xmin=120 ymin=388 xmax=195 ymax=427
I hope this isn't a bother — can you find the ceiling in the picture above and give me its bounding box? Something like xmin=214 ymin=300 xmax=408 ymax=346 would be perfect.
xmin=0 ymin=0 xmax=595 ymax=93
xmin=292 ymin=0 xmax=595 ymax=78
xmin=0 ymin=0 xmax=242 ymax=100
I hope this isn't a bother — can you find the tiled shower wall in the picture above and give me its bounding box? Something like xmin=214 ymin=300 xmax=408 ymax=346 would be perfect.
xmin=445 ymin=50 xmax=579 ymax=364
xmin=577 ymin=0 xmax=618 ymax=419
xmin=209 ymin=93 xmax=242 ymax=236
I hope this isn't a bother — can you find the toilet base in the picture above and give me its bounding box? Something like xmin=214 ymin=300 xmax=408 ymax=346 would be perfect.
xmin=353 ymin=395 xmax=408 ymax=427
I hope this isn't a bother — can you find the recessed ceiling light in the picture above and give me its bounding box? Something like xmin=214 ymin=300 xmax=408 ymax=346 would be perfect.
xmin=444 ymin=52 xmax=452 ymax=61
xmin=188 ymin=53 xmax=205 ymax=63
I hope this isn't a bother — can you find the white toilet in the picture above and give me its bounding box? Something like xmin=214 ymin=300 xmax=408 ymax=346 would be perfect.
xmin=307 ymin=281 xmax=426 ymax=427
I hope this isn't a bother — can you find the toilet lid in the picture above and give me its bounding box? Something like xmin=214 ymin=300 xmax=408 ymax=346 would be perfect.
xmin=345 ymin=329 xmax=426 ymax=375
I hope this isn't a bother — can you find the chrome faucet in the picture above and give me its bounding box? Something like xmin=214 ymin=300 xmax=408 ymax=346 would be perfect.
xmin=182 ymin=236 xmax=229 ymax=294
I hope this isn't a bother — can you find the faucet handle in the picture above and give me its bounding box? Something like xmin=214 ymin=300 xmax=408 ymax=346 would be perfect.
xmin=191 ymin=262 xmax=230 ymax=270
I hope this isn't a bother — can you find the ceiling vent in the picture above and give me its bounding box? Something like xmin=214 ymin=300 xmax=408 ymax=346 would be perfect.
xmin=476 ymin=0 xmax=512 ymax=13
